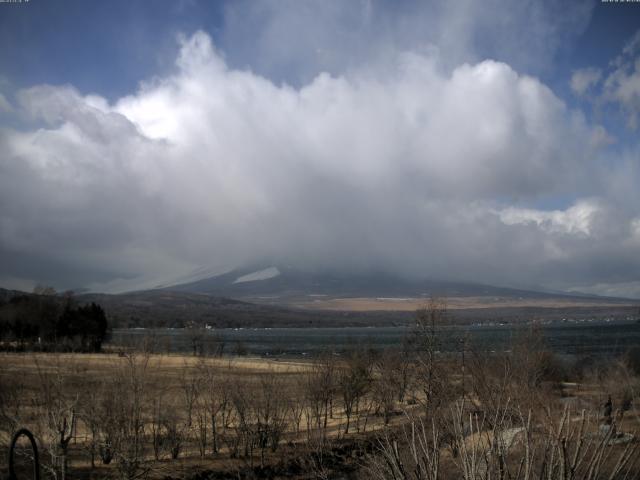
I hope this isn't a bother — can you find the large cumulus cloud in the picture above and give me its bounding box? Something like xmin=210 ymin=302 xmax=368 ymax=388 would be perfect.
xmin=1 ymin=30 xmax=639 ymax=296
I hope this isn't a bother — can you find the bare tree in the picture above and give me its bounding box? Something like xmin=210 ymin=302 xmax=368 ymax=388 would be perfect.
xmin=162 ymin=411 xmax=185 ymax=460
xmin=304 ymin=354 xmax=336 ymax=443
xmin=583 ymin=358 xmax=639 ymax=429
xmin=367 ymin=419 xmax=440 ymax=480
xmin=193 ymin=359 xmax=229 ymax=456
xmin=467 ymin=348 xmax=514 ymax=427
xmin=412 ymin=299 xmax=453 ymax=420
xmin=338 ymin=350 xmax=371 ymax=434
xmin=34 ymin=357 xmax=78 ymax=480
xmin=254 ymin=371 xmax=289 ymax=466
xmin=187 ymin=327 xmax=206 ymax=356
xmin=368 ymin=400 xmax=640 ymax=480
xmin=0 ymin=369 xmax=26 ymax=445
xmin=385 ymin=347 xmax=413 ymax=403
xmin=180 ymin=362 xmax=199 ymax=430
xmin=110 ymin=353 xmax=150 ymax=480
xmin=149 ymin=393 xmax=166 ymax=461
xmin=467 ymin=327 xmax=557 ymax=427
xmin=372 ymin=351 xmax=399 ymax=426
xmin=193 ymin=385 xmax=209 ymax=458
xmin=79 ymin=380 xmax=106 ymax=469
xmin=289 ymin=390 xmax=306 ymax=435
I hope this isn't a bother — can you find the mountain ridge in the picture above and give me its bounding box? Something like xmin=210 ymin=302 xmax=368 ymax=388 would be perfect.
xmin=160 ymin=264 xmax=630 ymax=302
xmin=1 ymin=284 xmax=637 ymax=330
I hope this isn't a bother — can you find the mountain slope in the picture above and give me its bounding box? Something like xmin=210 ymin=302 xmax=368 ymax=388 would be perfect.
xmin=162 ymin=265 xmax=624 ymax=302
xmin=1 ymin=286 xmax=636 ymax=330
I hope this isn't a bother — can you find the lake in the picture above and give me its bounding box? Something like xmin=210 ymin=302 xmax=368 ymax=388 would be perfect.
xmin=109 ymin=318 xmax=640 ymax=358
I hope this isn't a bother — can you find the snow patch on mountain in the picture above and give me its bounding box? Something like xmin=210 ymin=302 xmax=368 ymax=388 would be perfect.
xmin=87 ymin=264 xmax=231 ymax=294
xmin=233 ymin=267 xmax=280 ymax=284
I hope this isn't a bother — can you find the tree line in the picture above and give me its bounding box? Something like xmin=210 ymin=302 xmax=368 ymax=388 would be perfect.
xmin=0 ymin=288 xmax=108 ymax=352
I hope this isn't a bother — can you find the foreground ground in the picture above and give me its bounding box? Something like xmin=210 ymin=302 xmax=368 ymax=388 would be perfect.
xmin=0 ymin=351 xmax=417 ymax=479
xmin=1 ymin=341 xmax=639 ymax=479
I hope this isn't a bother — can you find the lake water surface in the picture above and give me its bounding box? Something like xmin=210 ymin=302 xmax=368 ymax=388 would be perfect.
xmin=110 ymin=319 xmax=640 ymax=358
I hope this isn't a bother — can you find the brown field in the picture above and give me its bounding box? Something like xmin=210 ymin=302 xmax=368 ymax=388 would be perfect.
xmin=285 ymin=295 xmax=635 ymax=312
xmin=0 ymin=351 xmax=422 ymax=479
xmin=1 ymin=331 xmax=639 ymax=480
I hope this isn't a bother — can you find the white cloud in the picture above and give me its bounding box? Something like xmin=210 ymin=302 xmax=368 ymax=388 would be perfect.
xmin=569 ymin=281 xmax=640 ymax=300
xmin=628 ymin=217 xmax=640 ymax=246
xmin=219 ymin=0 xmax=593 ymax=85
xmin=0 ymin=30 xmax=639 ymax=296
xmin=498 ymin=200 xmax=601 ymax=236
xmin=602 ymin=30 xmax=640 ymax=129
xmin=570 ymin=67 xmax=602 ymax=96
xmin=568 ymin=31 xmax=640 ymax=131
xmin=0 ymin=93 xmax=11 ymax=113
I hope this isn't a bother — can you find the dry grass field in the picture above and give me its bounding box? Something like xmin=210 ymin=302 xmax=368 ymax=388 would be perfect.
xmin=0 ymin=350 xmax=424 ymax=479
xmin=2 ymin=317 xmax=640 ymax=480
xmin=286 ymin=295 xmax=636 ymax=312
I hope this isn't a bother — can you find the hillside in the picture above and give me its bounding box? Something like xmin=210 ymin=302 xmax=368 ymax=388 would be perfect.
xmin=169 ymin=265 xmax=572 ymax=297
xmin=75 ymin=290 xmax=410 ymax=328
xmin=2 ymin=276 xmax=638 ymax=330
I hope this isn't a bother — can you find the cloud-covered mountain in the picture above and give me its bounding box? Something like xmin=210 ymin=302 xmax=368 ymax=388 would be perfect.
xmin=1 ymin=2 xmax=640 ymax=299
xmin=160 ymin=265 xmax=617 ymax=301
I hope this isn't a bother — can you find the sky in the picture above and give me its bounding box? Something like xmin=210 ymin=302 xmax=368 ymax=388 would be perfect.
xmin=1 ymin=0 xmax=640 ymax=297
